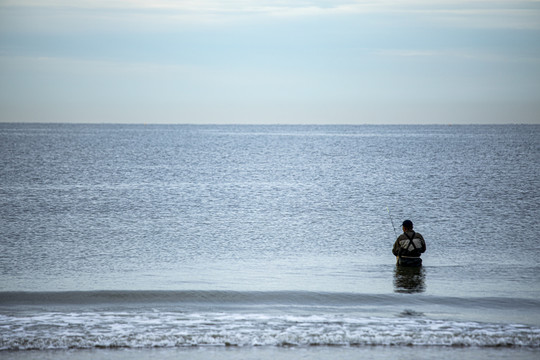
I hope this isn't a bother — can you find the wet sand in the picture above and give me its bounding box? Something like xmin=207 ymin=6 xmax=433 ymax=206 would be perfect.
xmin=4 ymin=346 xmax=540 ymax=360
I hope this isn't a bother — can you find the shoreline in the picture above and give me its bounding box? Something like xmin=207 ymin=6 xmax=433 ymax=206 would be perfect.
xmin=3 ymin=346 xmax=540 ymax=360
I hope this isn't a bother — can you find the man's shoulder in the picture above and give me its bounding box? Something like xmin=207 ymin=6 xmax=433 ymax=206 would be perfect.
xmin=396 ymin=234 xmax=408 ymax=242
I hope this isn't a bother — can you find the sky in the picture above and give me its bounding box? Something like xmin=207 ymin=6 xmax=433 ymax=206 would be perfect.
xmin=0 ymin=0 xmax=539 ymax=124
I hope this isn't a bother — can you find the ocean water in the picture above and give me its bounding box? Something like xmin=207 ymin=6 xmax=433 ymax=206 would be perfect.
xmin=1 ymin=124 xmax=539 ymax=358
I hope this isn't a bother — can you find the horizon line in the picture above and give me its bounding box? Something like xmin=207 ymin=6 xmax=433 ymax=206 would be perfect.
xmin=1 ymin=121 xmax=537 ymax=126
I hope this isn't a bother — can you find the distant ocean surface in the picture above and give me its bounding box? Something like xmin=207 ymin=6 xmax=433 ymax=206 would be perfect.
xmin=1 ymin=124 xmax=539 ymax=358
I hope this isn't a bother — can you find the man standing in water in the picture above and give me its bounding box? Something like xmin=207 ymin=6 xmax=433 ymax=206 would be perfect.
xmin=392 ymin=220 xmax=426 ymax=266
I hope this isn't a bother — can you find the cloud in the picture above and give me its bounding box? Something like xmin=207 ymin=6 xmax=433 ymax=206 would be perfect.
xmin=2 ymin=0 xmax=539 ymax=28
xmin=372 ymin=49 xmax=540 ymax=63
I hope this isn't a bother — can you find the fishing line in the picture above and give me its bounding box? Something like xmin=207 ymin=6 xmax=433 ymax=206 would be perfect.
xmin=387 ymin=206 xmax=397 ymax=238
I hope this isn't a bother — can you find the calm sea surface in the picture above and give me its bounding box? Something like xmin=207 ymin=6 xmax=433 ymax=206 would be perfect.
xmin=1 ymin=124 xmax=539 ymax=356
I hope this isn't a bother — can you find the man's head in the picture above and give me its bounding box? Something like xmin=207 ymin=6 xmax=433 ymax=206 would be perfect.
xmin=402 ymin=220 xmax=413 ymax=231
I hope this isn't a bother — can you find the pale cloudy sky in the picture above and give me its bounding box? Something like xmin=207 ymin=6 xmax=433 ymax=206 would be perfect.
xmin=1 ymin=0 xmax=539 ymax=124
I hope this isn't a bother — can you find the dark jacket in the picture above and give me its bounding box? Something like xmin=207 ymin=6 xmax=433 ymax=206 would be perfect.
xmin=392 ymin=231 xmax=426 ymax=258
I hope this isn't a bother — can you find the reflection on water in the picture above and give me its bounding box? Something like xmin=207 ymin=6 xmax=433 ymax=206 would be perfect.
xmin=393 ymin=266 xmax=426 ymax=294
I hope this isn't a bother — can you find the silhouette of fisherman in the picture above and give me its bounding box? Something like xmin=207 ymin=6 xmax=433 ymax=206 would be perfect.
xmin=392 ymin=220 xmax=426 ymax=267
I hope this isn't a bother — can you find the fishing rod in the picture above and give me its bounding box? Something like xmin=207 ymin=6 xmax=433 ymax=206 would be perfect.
xmin=386 ymin=206 xmax=398 ymax=238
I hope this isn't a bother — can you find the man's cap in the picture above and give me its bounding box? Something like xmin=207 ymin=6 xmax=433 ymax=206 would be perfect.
xmin=402 ymin=220 xmax=413 ymax=229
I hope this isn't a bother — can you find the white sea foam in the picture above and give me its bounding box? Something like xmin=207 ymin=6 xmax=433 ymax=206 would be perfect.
xmin=1 ymin=312 xmax=539 ymax=350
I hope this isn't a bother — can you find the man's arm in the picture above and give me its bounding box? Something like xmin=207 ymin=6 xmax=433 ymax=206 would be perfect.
xmin=392 ymin=239 xmax=400 ymax=256
xmin=418 ymin=234 xmax=426 ymax=253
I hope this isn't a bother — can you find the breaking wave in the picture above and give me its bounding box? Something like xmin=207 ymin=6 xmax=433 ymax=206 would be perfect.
xmin=2 ymin=291 xmax=539 ymax=351
xmin=1 ymin=311 xmax=539 ymax=350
